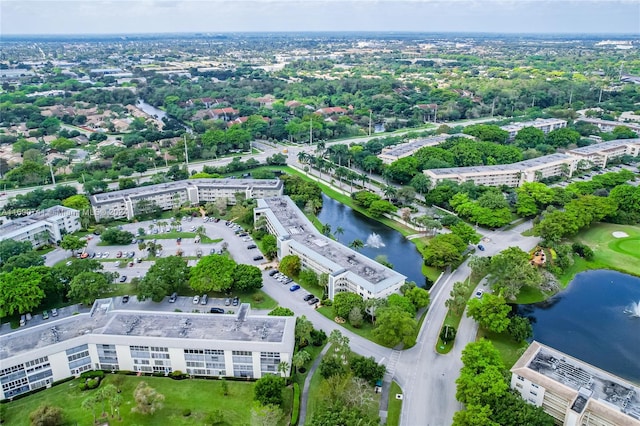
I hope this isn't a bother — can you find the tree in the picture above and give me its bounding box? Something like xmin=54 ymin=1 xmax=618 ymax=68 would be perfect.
xmin=319 ymin=356 xmax=347 ymax=379
xmin=423 ymin=234 xmax=464 ymax=268
xmin=0 ymin=268 xmax=46 ymax=317
xmin=348 ymin=239 xmax=364 ymax=251
xmin=488 ymin=247 xmax=542 ymax=300
xmin=292 ymin=350 xmax=312 ymax=374
xmin=514 ymin=126 xmax=545 ymax=149
xmin=189 ymin=254 xmax=236 ymax=293
xmin=68 ymin=272 xmax=112 ymax=305
xmin=334 ymin=226 xmax=344 ymax=242
xmin=278 ymin=255 xmax=301 ymax=277
xmin=445 ymin=281 xmax=472 ymax=315
xmin=81 ymin=395 xmax=98 ymax=424
xmin=351 ymin=356 xmax=386 ymax=384
xmin=467 ymin=293 xmax=511 ymax=333
xmin=233 ymin=263 xmax=263 ymax=291
xmin=452 ymin=404 xmax=499 ymax=426
xmin=440 ymin=325 xmax=457 ymax=344
xmin=387 ymin=293 xmax=416 ymax=316
xmin=450 ymin=222 xmax=481 ymax=245
xmin=28 ymin=404 xmax=64 ymax=426
xmin=456 ymin=340 xmax=507 ymax=406
xmin=132 ymin=381 xmax=165 ymax=415
xmin=268 ymin=307 xmax=295 ymax=316
xmin=295 ymin=315 xmax=314 ymax=347
xmin=62 ymin=194 xmax=90 ymax=212
xmin=261 ymin=234 xmax=278 ymax=260
xmin=298 ymin=268 xmax=319 ymax=288
xmin=333 ymin=292 xmax=364 ymax=319
xmin=137 ymin=256 xmax=190 ymax=302
xmin=251 ymin=402 xmax=284 ymax=426
xmin=368 ymin=199 xmax=397 ymax=217
xmin=348 ymin=306 xmax=364 ymax=328
xmin=254 ymin=374 xmax=285 ymax=407
xmin=409 ymin=173 xmax=432 ymax=194
xmin=507 ymin=315 xmax=533 ymax=342
xmin=101 ymin=228 xmax=135 ymax=245
xmin=405 ymin=286 xmax=431 ymax=310
xmin=0 ymin=240 xmax=33 ymax=265
xmin=1 ymin=251 xmax=45 ymax=272
xmin=373 ymin=305 xmax=418 ymax=347
xmin=60 ymin=235 xmax=86 ymax=255
xmin=119 ymin=177 xmax=136 ymax=190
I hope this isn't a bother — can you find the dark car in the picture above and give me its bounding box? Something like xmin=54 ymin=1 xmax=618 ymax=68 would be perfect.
xmin=477 ymin=244 xmax=485 ymax=251
xmin=232 ymin=296 xmax=239 ymax=306
xmin=122 ymin=295 xmax=130 ymax=303
xmin=210 ymin=307 xmax=225 ymax=314
xmin=289 ymin=284 xmax=301 ymax=292
xmin=308 ymin=297 xmax=320 ymax=305
xmin=119 ymin=275 xmax=127 ymax=282
xmin=268 ymin=270 xmax=278 ymax=276
xmin=168 ymin=292 xmax=178 ymax=303
xmin=247 ymin=244 xmax=257 ymax=249
xmin=253 ymin=255 xmax=264 ymax=261
xmin=303 ymin=294 xmax=314 ymax=301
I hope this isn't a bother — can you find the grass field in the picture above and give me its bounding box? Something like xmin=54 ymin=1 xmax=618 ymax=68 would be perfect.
xmin=435 ymin=275 xmax=480 ymax=354
xmin=559 ymin=223 xmax=640 ymax=285
xmin=386 ymin=381 xmax=403 ymax=426
xmin=477 ymin=329 xmax=528 ymax=369
xmin=3 ymin=374 xmax=293 ymax=426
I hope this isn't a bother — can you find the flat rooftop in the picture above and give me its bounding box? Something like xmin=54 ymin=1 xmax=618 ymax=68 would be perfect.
xmin=90 ymin=178 xmax=282 ymax=204
xmin=0 ymin=299 xmax=289 ymax=361
xmin=380 ymin=133 xmax=470 ymax=158
xmin=569 ymin=138 xmax=640 ymax=155
xmin=0 ymin=206 xmax=77 ymax=236
xmin=260 ymin=197 xmax=405 ymax=289
xmin=501 ymin=118 xmax=567 ymax=131
xmin=514 ymin=341 xmax=640 ymax=421
xmin=426 ymin=153 xmax=574 ymax=176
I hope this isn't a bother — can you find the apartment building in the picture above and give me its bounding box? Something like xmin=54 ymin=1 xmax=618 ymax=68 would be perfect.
xmin=90 ymin=178 xmax=284 ymax=221
xmin=576 ymin=118 xmax=640 ymax=134
xmin=377 ymin=133 xmax=473 ymax=164
xmin=511 ymin=341 xmax=640 ymax=426
xmin=567 ymin=138 xmax=640 ymax=168
xmin=501 ymin=118 xmax=568 ymax=141
xmin=0 ymin=299 xmax=295 ymax=400
xmin=0 ymin=206 xmax=81 ymax=249
xmin=254 ymin=196 xmax=406 ymax=300
xmin=423 ymin=153 xmax=577 ymax=188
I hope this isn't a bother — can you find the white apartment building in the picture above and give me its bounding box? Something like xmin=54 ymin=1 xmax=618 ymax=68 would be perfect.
xmin=0 ymin=298 xmax=295 ymax=400
xmin=254 ymin=196 xmax=406 ymax=300
xmin=501 ymin=118 xmax=568 ymax=141
xmin=576 ymin=118 xmax=640 ymax=134
xmin=90 ymin=178 xmax=284 ymax=221
xmin=377 ymin=133 xmax=474 ymax=164
xmin=567 ymin=138 xmax=640 ymax=168
xmin=511 ymin=341 xmax=640 ymax=426
xmin=423 ymin=153 xmax=577 ymax=188
xmin=0 ymin=206 xmax=81 ymax=249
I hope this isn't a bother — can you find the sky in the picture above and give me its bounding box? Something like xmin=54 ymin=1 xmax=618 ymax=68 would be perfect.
xmin=1 ymin=0 xmax=639 ymax=35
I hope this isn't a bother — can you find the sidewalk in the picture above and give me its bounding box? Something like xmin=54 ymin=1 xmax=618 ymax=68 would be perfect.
xmin=297 ymin=344 xmax=331 ymax=425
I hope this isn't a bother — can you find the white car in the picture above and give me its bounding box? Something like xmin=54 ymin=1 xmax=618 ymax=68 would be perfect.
xmin=474 ymin=289 xmax=484 ymax=299
xmin=192 ymin=295 xmax=200 ymax=305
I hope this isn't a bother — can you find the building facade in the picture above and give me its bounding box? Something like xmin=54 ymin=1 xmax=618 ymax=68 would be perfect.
xmin=254 ymin=196 xmax=406 ymax=300
xmin=501 ymin=118 xmax=568 ymax=141
xmin=567 ymin=138 xmax=640 ymax=168
xmin=0 ymin=206 xmax=81 ymax=249
xmin=511 ymin=341 xmax=640 ymax=426
xmin=0 ymin=299 xmax=295 ymax=400
xmin=576 ymin=118 xmax=640 ymax=134
xmin=377 ymin=133 xmax=473 ymax=164
xmin=90 ymin=178 xmax=284 ymax=221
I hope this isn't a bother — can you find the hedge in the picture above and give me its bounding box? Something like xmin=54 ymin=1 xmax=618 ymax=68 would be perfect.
xmin=291 ymin=383 xmax=301 ymax=426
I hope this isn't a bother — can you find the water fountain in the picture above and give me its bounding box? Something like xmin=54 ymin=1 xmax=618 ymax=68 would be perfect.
xmin=624 ymin=301 xmax=640 ymax=318
xmin=365 ymin=233 xmax=385 ymax=248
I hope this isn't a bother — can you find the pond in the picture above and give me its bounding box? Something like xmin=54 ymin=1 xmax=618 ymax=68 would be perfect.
xmin=316 ymin=194 xmax=427 ymax=286
xmin=517 ymin=270 xmax=640 ymax=384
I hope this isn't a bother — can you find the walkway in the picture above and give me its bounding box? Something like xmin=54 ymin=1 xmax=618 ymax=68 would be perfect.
xmin=298 ymin=344 xmax=331 ymax=426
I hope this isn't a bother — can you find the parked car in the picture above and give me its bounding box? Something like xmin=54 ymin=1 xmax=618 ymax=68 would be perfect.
xmin=120 ymin=275 xmax=128 ymax=282
xmin=20 ymin=315 xmax=26 ymax=327
xmin=104 ymin=252 xmax=110 ymax=258
xmin=308 ymin=297 xmax=320 ymax=305
xmin=475 ymin=289 xmax=484 ymax=299
xmin=225 ymin=298 xmax=231 ymax=306
xmin=80 ymin=252 xmax=89 ymax=259
xmin=253 ymin=255 xmax=264 ymax=261
xmin=210 ymin=307 xmax=224 ymax=314
xmin=303 ymin=294 xmax=314 ymax=301
xmin=122 ymin=295 xmax=130 ymax=303
xmin=477 ymin=244 xmax=485 ymax=251
xmin=247 ymin=244 xmax=257 ymax=249
xmin=42 ymin=310 xmax=49 ymax=320
xmin=168 ymin=292 xmax=178 ymax=303
xmin=232 ymin=296 xmax=239 ymax=306
xmin=268 ymin=270 xmax=278 ymax=276
xmin=90 ymin=252 xmax=96 ymax=259
xmin=289 ymin=284 xmax=301 ymax=292
xmin=128 ymin=251 xmax=135 ymax=258
xmin=200 ymin=294 xmax=208 ymax=305
xmin=192 ymin=295 xmax=200 ymax=305
xmin=116 ymin=251 xmax=123 ymax=258
xmin=51 ymin=308 xmax=58 ymax=317
xmin=26 ymin=313 xmax=32 ymax=321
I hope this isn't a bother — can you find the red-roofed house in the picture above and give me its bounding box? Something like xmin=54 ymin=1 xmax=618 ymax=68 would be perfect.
xmin=315 ymin=107 xmax=347 ymax=116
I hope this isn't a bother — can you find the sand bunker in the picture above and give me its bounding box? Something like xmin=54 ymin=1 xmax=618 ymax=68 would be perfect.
xmin=612 ymin=231 xmax=629 ymax=238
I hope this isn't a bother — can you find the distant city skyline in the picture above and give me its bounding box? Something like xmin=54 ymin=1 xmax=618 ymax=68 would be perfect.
xmin=1 ymin=0 xmax=639 ymax=36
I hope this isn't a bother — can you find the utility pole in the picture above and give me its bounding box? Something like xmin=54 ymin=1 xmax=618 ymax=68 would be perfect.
xmin=434 ymin=104 xmax=438 ymax=123
xmin=368 ymin=110 xmax=372 ymax=136
xmin=48 ymin=162 xmax=56 ymax=185
xmin=183 ymin=135 xmax=189 ymax=168
xmin=532 ymin=96 xmax=535 ymax=108
xmin=309 ymin=116 xmax=313 ymax=145
xmin=598 ymin=87 xmax=603 ymax=104
xmin=490 ymin=99 xmax=496 ymax=117
xmin=569 ymin=89 xmax=573 ymax=106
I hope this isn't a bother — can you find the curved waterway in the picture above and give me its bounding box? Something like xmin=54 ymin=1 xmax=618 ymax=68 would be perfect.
xmin=316 ymin=194 xmax=426 ymax=286
xmin=517 ymin=270 xmax=640 ymax=384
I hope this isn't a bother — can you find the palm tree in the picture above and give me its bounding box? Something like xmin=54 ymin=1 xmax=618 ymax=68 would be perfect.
xmin=316 ymin=141 xmax=326 ymax=156
xmin=292 ymin=350 xmax=311 ymax=375
xmin=349 ymin=239 xmax=364 ymax=251
xmin=359 ymin=172 xmax=368 ymax=187
xmin=157 ymin=221 xmax=168 ymax=233
xmin=322 ymin=223 xmax=332 ymax=236
xmin=334 ymin=226 xmax=344 ymax=242
xmin=383 ymin=185 xmax=397 ymax=201
xmin=297 ymin=151 xmax=309 ymax=164
xmin=277 ymin=361 xmax=290 ymax=379
xmin=335 ymin=166 xmax=348 ymax=188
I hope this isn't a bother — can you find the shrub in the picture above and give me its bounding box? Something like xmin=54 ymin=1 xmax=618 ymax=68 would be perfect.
xmin=80 ymin=370 xmax=105 ymax=379
xmin=291 ymin=383 xmax=301 ymax=425
xmin=252 ymin=293 xmax=264 ymax=303
xmin=86 ymin=378 xmax=100 ymax=390
xmin=182 ymin=408 xmax=192 ymax=417
xmin=321 ymin=298 xmax=332 ymax=306
xmin=311 ymin=329 xmax=327 ymax=346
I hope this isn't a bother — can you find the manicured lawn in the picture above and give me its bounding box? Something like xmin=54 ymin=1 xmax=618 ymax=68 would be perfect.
xmin=140 ymin=232 xmax=222 ymax=244
xmin=292 ymin=343 xmax=326 ymax=389
xmin=477 ymin=329 xmax=528 ymax=369
xmin=386 ymin=381 xmax=403 ymax=426
xmin=3 ymin=374 xmax=294 ymax=426
xmin=559 ymin=223 xmax=640 ymax=285
xmin=513 ymin=285 xmax=547 ymax=304
xmin=435 ymin=275 xmax=480 ymax=354
xmin=316 ymin=306 xmax=383 ymax=345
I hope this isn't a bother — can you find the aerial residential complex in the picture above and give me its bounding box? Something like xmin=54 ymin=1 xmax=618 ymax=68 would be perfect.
xmin=423 ymin=138 xmax=640 ymax=188
xmin=511 ymin=341 xmax=640 ymax=426
xmin=0 ymin=298 xmax=295 ymax=400
xmin=89 ymin=178 xmax=284 ymax=221
xmin=576 ymin=117 xmax=640 ymax=134
xmin=0 ymin=206 xmax=81 ymax=249
xmin=377 ymin=133 xmax=473 ymax=164
xmin=254 ymin=196 xmax=406 ymax=300
xmin=500 ymin=118 xmax=568 ymax=141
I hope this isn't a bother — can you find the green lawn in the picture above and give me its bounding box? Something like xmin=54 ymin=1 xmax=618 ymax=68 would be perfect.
xmin=292 ymin=343 xmax=326 ymax=389
xmin=435 ymin=275 xmax=480 ymax=354
xmin=513 ymin=285 xmax=547 ymax=304
xmin=316 ymin=306 xmax=382 ymax=345
xmin=386 ymin=381 xmax=403 ymax=426
xmin=3 ymin=374 xmax=293 ymax=426
xmin=477 ymin=329 xmax=528 ymax=369
xmin=559 ymin=223 xmax=640 ymax=285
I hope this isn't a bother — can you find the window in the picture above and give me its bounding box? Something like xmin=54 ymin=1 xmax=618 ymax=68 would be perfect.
xmin=530 ymin=390 xmax=538 ymax=396
xmin=517 ymin=375 xmax=524 ymax=381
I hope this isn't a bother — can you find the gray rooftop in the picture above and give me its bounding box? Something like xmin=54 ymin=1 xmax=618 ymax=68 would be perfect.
xmin=259 ymin=197 xmax=405 ymax=291
xmin=427 ymin=153 xmax=574 ymax=175
xmin=568 ymin=138 xmax=640 ymax=155
xmin=501 ymin=118 xmax=567 ymax=132
xmin=518 ymin=342 xmax=640 ymax=421
xmin=0 ymin=299 xmax=289 ymax=361
xmin=90 ymin=178 xmax=282 ymax=204
xmin=380 ymin=133 xmax=472 ymax=158
xmin=0 ymin=206 xmax=77 ymax=236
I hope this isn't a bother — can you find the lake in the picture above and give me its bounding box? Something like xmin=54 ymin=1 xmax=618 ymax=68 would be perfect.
xmin=517 ymin=270 xmax=640 ymax=384
xmin=316 ymin=194 xmax=427 ymax=286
